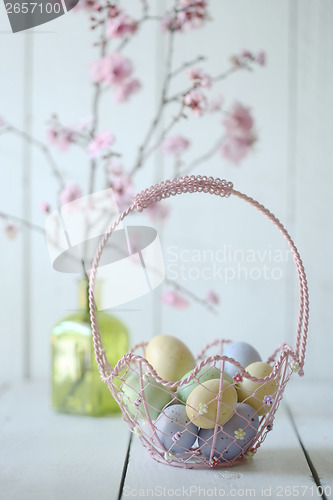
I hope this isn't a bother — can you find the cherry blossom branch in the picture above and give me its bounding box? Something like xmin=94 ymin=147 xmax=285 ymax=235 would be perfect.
xmin=166 ymin=64 xmax=250 ymax=104
xmin=181 ymin=135 xmax=224 ymax=175
xmin=142 ymin=103 xmax=186 ymax=162
xmin=130 ymin=20 xmax=176 ymax=176
xmin=0 ymin=210 xmax=45 ymax=235
xmin=170 ymin=55 xmax=206 ymax=79
xmin=0 ymin=123 xmax=65 ymax=190
xmin=165 ymin=278 xmax=217 ymax=315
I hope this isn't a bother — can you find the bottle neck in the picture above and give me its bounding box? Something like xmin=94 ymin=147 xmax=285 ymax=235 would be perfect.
xmin=78 ymin=278 xmax=102 ymax=312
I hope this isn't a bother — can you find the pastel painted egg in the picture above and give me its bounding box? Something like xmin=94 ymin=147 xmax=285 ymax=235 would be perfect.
xmin=122 ymin=373 xmax=172 ymax=421
xmin=223 ymin=342 xmax=262 ymax=377
xmin=155 ymin=404 xmax=199 ymax=454
xmin=198 ymin=403 xmax=259 ymax=462
xmin=146 ymin=334 xmax=196 ymax=383
xmin=236 ymin=362 xmax=278 ymax=416
xmin=177 ymin=365 xmax=233 ymax=403
xmin=186 ymin=379 xmax=237 ymax=429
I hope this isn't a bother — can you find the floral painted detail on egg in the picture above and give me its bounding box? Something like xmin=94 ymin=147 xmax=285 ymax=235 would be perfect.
xmin=134 ymin=396 xmax=142 ymax=408
xmin=246 ymin=450 xmax=254 ymax=461
xmin=233 ymin=372 xmax=243 ymax=383
xmin=291 ymin=361 xmax=300 ymax=372
xmin=234 ymin=428 xmax=246 ymax=440
xmin=198 ymin=402 xmax=209 ymax=415
xmin=172 ymin=431 xmax=182 ymax=443
xmin=133 ymin=425 xmax=142 ymax=437
xmin=209 ymin=456 xmax=220 ymax=467
xmin=164 ymin=451 xmax=175 ymax=462
xmin=263 ymin=395 xmax=274 ymax=406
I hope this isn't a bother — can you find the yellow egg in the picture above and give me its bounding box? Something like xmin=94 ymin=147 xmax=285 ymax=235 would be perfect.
xmin=146 ymin=334 xmax=196 ymax=383
xmin=186 ymin=379 xmax=238 ymax=429
xmin=236 ymin=361 xmax=279 ymax=416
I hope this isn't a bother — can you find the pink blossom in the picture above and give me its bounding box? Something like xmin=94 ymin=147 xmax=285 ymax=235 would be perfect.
xmin=90 ymin=53 xmax=133 ymax=86
xmin=221 ymin=134 xmax=256 ymax=165
xmin=207 ymin=290 xmax=219 ymax=305
xmin=4 ymin=224 xmax=19 ymax=240
xmin=208 ymin=95 xmax=223 ymax=113
xmin=187 ymin=68 xmax=211 ymax=88
xmin=184 ymin=89 xmax=206 ymax=116
xmin=221 ymin=102 xmax=257 ymax=165
xmin=161 ymin=290 xmax=189 ymax=310
xmin=241 ymin=50 xmax=254 ymax=60
xmin=256 ymin=51 xmax=266 ymax=66
xmin=146 ymin=202 xmax=170 ymax=224
xmin=47 ymin=127 xmax=73 ymax=152
xmin=40 ymin=202 xmax=50 ymax=213
xmin=59 ymin=183 xmax=82 ymax=206
xmin=107 ymin=13 xmax=137 ymax=39
xmin=88 ymin=130 xmax=115 ymax=159
xmin=161 ymin=135 xmax=190 ymax=156
xmin=161 ymin=14 xmax=183 ymax=33
xmin=110 ymin=172 xmax=134 ymax=209
xmin=178 ymin=0 xmax=209 ymax=30
xmin=224 ymin=102 xmax=254 ymax=136
xmin=114 ymin=79 xmax=141 ymax=103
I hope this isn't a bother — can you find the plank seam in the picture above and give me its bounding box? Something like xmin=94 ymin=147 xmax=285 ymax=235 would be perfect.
xmin=285 ymin=403 xmax=328 ymax=500
xmin=117 ymin=432 xmax=133 ymax=500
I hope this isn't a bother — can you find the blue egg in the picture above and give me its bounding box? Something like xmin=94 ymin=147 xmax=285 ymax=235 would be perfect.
xmin=198 ymin=403 xmax=259 ymax=462
xmin=223 ymin=342 xmax=262 ymax=377
xmin=155 ymin=404 xmax=199 ymax=454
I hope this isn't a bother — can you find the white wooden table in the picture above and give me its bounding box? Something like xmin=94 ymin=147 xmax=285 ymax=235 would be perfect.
xmin=1 ymin=381 xmax=332 ymax=500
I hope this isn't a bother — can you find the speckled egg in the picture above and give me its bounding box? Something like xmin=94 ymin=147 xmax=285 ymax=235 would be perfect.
xmin=198 ymin=403 xmax=259 ymax=462
xmin=223 ymin=342 xmax=262 ymax=377
xmin=177 ymin=365 xmax=233 ymax=403
xmin=186 ymin=379 xmax=238 ymax=429
xmin=155 ymin=404 xmax=199 ymax=453
xmin=146 ymin=335 xmax=196 ymax=383
xmin=122 ymin=373 xmax=172 ymax=421
xmin=236 ymin=361 xmax=279 ymax=415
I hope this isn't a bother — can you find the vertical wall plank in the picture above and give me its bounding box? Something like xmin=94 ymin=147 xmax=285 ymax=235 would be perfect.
xmin=293 ymin=0 xmax=333 ymax=379
xmin=22 ymin=33 xmax=34 ymax=379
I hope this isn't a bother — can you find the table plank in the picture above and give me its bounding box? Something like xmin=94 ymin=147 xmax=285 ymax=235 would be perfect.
xmin=122 ymin=405 xmax=317 ymax=499
xmin=0 ymin=382 xmax=129 ymax=500
xmin=285 ymin=380 xmax=333 ymax=496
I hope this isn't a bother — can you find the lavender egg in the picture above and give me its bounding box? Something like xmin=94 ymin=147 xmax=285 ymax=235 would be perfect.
xmin=223 ymin=342 xmax=262 ymax=377
xmin=198 ymin=403 xmax=259 ymax=462
xmin=155 ymin=404 xmax=199 ymax=454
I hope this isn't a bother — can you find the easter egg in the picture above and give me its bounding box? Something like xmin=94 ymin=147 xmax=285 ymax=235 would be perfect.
xmin=223 ymin=342 xmax=262 ymax=377
xmin=122 ymin=373 xmax=172 ymax=421
xmin=177 ymin=365 xmax=233 ymax=403
xmin=198 ymin=403 xmax=259 ymax=462
xmin=146 ymin=335 xmax=196 ymax=383
xmin=236 ymin=362 xmax=278 ymax=415
xmin=155 ymin=404 xmax=199 ymax=454
xmin=186 ymin=379 xmax=237 ymax=429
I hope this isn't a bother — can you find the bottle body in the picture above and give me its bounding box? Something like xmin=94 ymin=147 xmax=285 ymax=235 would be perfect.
xmin=51 ymin=282 xmax=129 ymax=416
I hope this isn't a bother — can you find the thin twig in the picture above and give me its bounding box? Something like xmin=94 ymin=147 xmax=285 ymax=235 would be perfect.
xmin=1 ymin=124 xmax=65 ymax=190
xmin=170 ymin=55 xmax=206 ymax=79
xmin=181 ymin=135 xmax=223 ymax=175
xmin=0 ymin=210 xmax=45 ymax=234
xmin=130 ymin=22 xmax=176 ymax=176
xmin=165 ymin=278 xmax=217 ymax=315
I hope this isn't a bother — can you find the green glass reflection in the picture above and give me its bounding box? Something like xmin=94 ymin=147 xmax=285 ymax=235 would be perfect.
xmin=51 ymin=280 xmax=129 ymax=416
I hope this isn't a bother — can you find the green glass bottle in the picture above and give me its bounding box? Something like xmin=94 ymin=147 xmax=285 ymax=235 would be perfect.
xmin=51 ymin=279 xmax=129 ymax=416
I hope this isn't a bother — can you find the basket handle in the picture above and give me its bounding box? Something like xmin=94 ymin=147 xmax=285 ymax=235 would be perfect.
xmin=89 ymin=175 xmax=309 ymax=380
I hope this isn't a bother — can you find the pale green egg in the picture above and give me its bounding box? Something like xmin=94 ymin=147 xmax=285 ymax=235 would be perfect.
xmin=121 ymin=373 xmax=172 ymax=421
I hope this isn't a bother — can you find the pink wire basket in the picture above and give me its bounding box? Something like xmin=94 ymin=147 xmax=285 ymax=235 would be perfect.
xmin=89 ymin=175 xmax=309 ymax=469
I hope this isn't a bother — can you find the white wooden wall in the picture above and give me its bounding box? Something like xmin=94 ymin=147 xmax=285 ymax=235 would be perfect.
xmin=0 ymin=0 xmax=332 ymax=383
